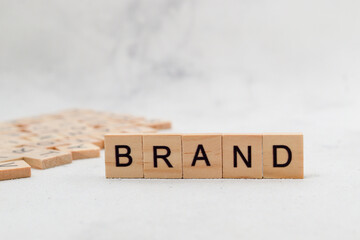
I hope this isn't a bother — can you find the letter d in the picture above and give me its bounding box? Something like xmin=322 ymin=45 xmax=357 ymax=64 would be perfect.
xmin=273 ymin=145 xmax=292 ymax=167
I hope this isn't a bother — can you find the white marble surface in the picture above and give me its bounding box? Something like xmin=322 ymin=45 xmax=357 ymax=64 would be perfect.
xmin=1 ymin=0 xmax=360 ymax=239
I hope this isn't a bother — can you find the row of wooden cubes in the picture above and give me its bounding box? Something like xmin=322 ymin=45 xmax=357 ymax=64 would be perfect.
xmin=105 ymin=133 xmax=303 ymax=179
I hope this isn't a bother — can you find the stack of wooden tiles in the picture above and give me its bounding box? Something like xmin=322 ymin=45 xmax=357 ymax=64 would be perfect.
xmin=0 ymin=109 xmax=171 ymax=181
xmin=105 ymin=133 xmax=303 ymax=179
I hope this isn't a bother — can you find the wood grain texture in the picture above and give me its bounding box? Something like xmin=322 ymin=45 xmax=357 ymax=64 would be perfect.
xmin=105 ymin=134 xmax=144 ymax=178
xmin=62 ymin=137 xmax=104 ymax=149
xmin=182 ymin=134 xmax=222 ymax=179
xmin=0 ymin=160 xmax=31 ymax=181
xmin=24 ymin=149 xmax=72 ymax=169
xmin=0 ymin=109 xmax=169 ymax=179
xmin=143 ymin=134 xmax=182 ymax=178
xmin=56 ymin=143 xmax=100 ymax=160
xmin=135 ymin=119 xmax=172 ymax=130
xmin=223 ymin=134 xmax=262 ymax=178
xmin=263 ymin=133 xmax=303 ymax=179
xmin=0 ymin=153 xmax=23 ymax=163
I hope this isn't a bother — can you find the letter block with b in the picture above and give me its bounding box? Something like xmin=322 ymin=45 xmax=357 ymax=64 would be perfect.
xmin=263 ymin=133 xmax=303 ymax=179
xmin=105 ymin=134 xmax=144 ymax=178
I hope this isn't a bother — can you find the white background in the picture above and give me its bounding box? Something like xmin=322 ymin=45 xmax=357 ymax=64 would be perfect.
xmin=0 ymin=1 xmax=359 ymax=239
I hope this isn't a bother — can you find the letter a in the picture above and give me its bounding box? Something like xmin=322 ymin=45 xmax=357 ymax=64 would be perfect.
xmin=191 ymin=144 xmax=211 ymax=166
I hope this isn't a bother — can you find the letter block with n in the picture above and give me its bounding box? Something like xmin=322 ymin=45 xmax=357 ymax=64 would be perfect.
xmin=105 ymin=134 xmax=144 ymax=178
xmin=222 ymin=134 xmax=262 ymax=178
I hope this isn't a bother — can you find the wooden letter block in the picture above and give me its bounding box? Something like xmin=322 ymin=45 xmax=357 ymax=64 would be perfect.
xmin=70 ymin=137 xmax=104 ymax=149
xmin=223 ymin=134 xmax=262 ymax=178
xmin=263 ymin=133 xmax=303 ymax=179
xmin=0 ymin=160 xmax=31 ymax=181
xmin=10 ymin=146 xmax=39 ymax=155
xmin=0 ymin=138 xmax=31 ymax=147
xmin=24 ymin=149 xmax=72 ymax=169
xmin=143 ymin=134 xmax=182 ymax=178
xmin=56 ymin=143 xmax=100 ymax=160
xmin=122 ymin=126 xmax=157 ymax=133
xmin=105 ymin=134 xmax=143 ymax=178
xmin=0 ymin=153 xmax=23 ymax=163
xmin=182 ymin=134 xmax=222 ymax=178
xmin=136 ymin=119 xmax=172 ymax=130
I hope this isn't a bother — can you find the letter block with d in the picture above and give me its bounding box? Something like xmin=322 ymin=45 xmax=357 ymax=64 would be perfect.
xmin=143 ymin=134 xmax=182 ymax=178
xmin=263 ymin=133 xmax=303 ymax=179
xmin=105 ymin=134 xmax=144 ymax=178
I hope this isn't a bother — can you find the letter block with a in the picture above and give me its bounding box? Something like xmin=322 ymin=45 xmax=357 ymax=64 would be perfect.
xmin=182 ymin=134 xmax=222 ymax=178
xmin=263 ymin=133 xmax=303 ymax=179
xmin=105 ymin=134 xmax=143 ymax=178
xmin=143 ymin=134 xmax=182 ymax=178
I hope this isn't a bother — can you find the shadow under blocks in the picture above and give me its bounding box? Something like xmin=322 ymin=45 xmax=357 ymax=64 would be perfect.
xmin=104 ymin=133 xmax=303 ymax=179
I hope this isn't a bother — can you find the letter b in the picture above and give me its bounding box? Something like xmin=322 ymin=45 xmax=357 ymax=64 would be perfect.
xmin=115 ymin=145 xmax=133 ymax=167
